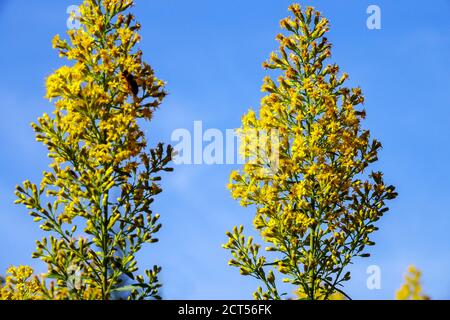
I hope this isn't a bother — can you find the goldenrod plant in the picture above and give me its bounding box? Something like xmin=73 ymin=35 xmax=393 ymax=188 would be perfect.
xmin=223 ymin=4 xmax=397 ymax=300
xmin=396 ymin=266 xmax=429 ymax=300
xmin=0 ymin=266 xmax=76 ymax=300
xmin=14 ymin=0 xmax=172 ymax=300
xmin=0 ymin=266 xmax=43 ymax=300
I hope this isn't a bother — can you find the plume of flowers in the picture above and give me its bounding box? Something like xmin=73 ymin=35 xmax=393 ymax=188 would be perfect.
xmin=15 ymin=0 xmax=172 ymax=300
xmin=223 ymin=4 xmax=397 ymax=300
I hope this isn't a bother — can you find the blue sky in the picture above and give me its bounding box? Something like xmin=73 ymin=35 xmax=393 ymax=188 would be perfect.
xmin=1 ymin=0 xmax=450 ymax=299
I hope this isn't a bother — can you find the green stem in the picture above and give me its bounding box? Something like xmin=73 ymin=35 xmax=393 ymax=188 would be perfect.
xmin=101 ymin=190 xmax=110 ymax=299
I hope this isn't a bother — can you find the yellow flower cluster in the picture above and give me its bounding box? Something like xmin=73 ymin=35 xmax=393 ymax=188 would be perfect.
xmin=396 ymin=266 xmax=430 ymax=300
xmin=0 ymin=266 xmax=43 ymax=300
xmin=0 ymin=265 xmax=104 ymax=300
xmin=15 ymin=0 xmax=172 ymax=300
xmin=224 ymin=4 xmax=397 ymax=300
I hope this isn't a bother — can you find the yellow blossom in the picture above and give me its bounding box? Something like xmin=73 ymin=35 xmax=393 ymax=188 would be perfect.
xmin=15 ymin=0 xmax=172 ymax=300
xmin=396 ymin=266 xmax=430 ymax=300
xmin=224 ymin=4 xmax=397 ymax=300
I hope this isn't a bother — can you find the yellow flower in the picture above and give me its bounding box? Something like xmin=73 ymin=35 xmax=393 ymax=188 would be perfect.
xmin=224 ymin=3 xmax=397 ymax=300
xmin=396 ymin=266 xmax=430 ymax=300
xmin=0 ymin=266 xmax=43 ymax=300
xmin=16 ymin=0 xmax=171 ymax=300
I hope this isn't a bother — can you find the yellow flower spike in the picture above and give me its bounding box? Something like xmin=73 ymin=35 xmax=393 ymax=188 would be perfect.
xmin=396 ymin=266 xmax=430 ymax=300
xmin=224 ymin=3 xmax=397 ymax=300
xmin=15 ymin=0 xmax=172 ymax=300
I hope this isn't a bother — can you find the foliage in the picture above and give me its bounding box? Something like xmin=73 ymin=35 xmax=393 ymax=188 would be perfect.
xmin=14 ymin=0 xmax=172 ymax=300
xmin=223 ymin=4 xmax=397 ymax=300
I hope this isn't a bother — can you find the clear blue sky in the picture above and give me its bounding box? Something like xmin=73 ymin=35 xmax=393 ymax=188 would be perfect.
xmin=1 ymin=0 xmax=450 ymax=299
